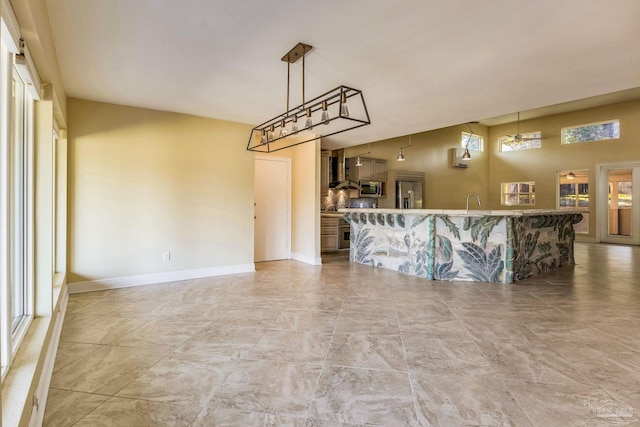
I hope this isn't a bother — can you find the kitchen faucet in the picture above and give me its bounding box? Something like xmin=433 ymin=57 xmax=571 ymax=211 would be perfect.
xmin=466 ymin=193 xmax=482 ymax=211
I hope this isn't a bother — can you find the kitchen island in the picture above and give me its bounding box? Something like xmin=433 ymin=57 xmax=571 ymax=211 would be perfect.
xmin=340 ymin=208 xmax=584 ymax=283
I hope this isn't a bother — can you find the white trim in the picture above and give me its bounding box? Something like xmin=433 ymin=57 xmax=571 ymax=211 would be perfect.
xmin=15 ymin=46 xmax=41 ymax=100
xmin=67 ymin=263 xmax=256 ymax=294
xmin=29 ymin=290 xmax=67 ymax=427
xmin=1 ymin=0 xmax=21 ymax=53
xmin=291 ymin=252 xmax=322 ymax=265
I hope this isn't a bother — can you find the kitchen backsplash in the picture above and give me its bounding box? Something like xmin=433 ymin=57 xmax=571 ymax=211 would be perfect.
xmin=323 ymin=189 xmax=377 ymax=211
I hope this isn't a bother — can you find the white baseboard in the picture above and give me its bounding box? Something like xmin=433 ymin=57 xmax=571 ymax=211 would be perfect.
xmin=291 ymin=252 xmax=323 ymax=265
xmin=575 ymin=236 xmax=598 ymax=243
xmin=67 ymin=263 xmax=256 ymax=294
xmin=30 ymin=289 xmax=68 ymax=427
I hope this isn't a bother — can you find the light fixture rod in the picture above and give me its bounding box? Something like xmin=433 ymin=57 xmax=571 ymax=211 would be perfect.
xmin=286 ymin=61 xmax=290 ymax=115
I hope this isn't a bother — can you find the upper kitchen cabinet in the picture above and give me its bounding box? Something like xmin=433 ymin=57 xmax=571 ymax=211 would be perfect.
xmin=345 ymin=157 xmax=387 ymax=182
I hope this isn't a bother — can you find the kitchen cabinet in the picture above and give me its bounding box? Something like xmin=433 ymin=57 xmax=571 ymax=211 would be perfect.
xmin=373 ymin=159 xmax=387 ymax=181
xmin=320 ymin=215 xmax=352 ymax=252
xmin=321 ymin=216 xmax=339 ymax=252
xmin=345 ymin=157 xmax=387 ymax=182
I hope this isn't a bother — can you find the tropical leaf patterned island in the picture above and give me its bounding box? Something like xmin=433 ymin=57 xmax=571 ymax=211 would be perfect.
xmin=346 ymin=211 xmax=581 ymax=283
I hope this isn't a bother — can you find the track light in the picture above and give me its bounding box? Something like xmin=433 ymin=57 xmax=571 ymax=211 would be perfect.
xmin=397 ymin=135 xmax=412 ymax=161
xmin=461 ymin=122 xmax=477 ymax=160
xmin=354 ymin=150 xmax=370 ymax=167
xmin=247 ymin=42 xmax=371 ymax=153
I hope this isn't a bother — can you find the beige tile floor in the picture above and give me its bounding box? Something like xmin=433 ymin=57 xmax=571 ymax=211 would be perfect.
xmin=44 ymin=243 xmax=640 ymax=426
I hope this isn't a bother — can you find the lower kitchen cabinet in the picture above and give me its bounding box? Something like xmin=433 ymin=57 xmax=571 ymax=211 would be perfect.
xmin=321 ymin=217 xmax=339 ymax=252
xmin=321 ymin=215 xmax=350 ymax=252
xmin=321 ymin=235 xmax=339 ymax=252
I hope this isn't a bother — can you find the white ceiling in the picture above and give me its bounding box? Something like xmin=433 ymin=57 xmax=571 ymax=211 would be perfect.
xmin=44 ymin=0 xmax=640 ymax=149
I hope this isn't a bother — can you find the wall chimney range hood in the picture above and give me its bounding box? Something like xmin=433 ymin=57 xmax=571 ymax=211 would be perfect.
xmin=329 ymin=149 xmax=361 ymax=190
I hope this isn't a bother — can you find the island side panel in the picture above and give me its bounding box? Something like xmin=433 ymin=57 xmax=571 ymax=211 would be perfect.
xmin=433 ymin=215 xmax=509 ymax=283
xmin=511 ymin=214 xmax=582 ymax=281
xmin=347 ymin=212 xmax=435 ymax=279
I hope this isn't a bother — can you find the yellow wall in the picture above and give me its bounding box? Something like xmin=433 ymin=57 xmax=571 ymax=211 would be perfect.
xmin=67 ymin=98 xmax=255 ymax=284
xmin=344 ymin=124 xmax=490 ymax=209
xmin=489 ymin=100 xmax=640 ymax=238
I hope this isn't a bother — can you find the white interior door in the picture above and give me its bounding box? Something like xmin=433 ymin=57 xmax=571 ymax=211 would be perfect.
xmin=599 ymin=163 xmax=640 ymax=245
xmin=254 ymin=156 xmax=291 ymax=262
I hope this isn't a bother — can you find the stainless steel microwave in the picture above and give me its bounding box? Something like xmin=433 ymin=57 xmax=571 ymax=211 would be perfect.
xmin=359 ymin=181 xmax=383 ymax=197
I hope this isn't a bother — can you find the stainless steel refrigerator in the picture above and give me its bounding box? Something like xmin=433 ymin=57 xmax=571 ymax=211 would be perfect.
xmin=396 ymin=180 xmax=423 ymax=209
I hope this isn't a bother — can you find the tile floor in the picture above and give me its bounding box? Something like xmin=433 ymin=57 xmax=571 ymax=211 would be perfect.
xmin=44 ymin=243 xmax=640 ymax=426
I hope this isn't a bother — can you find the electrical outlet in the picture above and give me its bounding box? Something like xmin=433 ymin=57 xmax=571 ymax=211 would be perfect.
xmin=163 ymin=251 xmax=171 ymax=261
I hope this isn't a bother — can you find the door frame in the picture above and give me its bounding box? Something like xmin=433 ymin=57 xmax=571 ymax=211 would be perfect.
xmin=254 ymin=155 xmax=291 ymax=261
xmin=597 ymin=162 xmax=640 ymax=245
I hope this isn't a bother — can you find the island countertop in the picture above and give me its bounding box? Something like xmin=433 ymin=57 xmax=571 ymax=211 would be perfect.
xmin=339 ymin=208 xmax=587 ymax=217
xmin=340 ymin=208 xmax=584 ymax=284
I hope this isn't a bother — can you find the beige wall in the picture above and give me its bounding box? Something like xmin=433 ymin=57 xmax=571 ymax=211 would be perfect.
xmin=345 ymin=100 xmax=640 ymax=241
xmin=489 ymin=100 xmax=640 ymax=238
xmin=67 ymin=98 xmax=255 ymax=284
xmin=344 ymin=124 xmax=490 ymax=209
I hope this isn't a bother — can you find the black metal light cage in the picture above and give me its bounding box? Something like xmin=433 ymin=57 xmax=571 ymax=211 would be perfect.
xmin=246 ymin=85 xmax=371 ymax=153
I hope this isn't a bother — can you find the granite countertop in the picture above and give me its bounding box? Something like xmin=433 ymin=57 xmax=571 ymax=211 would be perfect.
xmin=339 ymin=208 xmax=587 ymax=217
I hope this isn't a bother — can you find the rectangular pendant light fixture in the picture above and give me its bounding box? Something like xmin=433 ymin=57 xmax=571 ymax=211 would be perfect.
xmin=247 ymin=43 xmax=371 ymax=153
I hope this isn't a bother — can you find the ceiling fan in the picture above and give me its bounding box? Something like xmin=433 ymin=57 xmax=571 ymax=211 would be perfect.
xmin=504 ymin=112 xmax=545 ymax=143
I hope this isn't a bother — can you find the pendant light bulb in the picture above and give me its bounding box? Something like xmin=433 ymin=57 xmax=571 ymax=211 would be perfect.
xmin=397 ymin=150 xmax=405 ymax=161
xmin=291 ymin=115 xmax=298 ymax=133
xmin=305 ymin=108 xmax=313 ymax=130
xmin=260 ymin=129 xmax=267 ymax=145
xmin=321 ymin=101 xmax=330 ymax=125
xmin=340 ymin=92 xmax=349 ymax=118
xmin=279 ymin=119 xmax=289 ymax=138
xmin=356 ymin=156 xmax=362 ymax=167
xmin=462 ymin=148 xmax=471 ymax=160
xmin=268 ymin=125 xmax=275 ymax=141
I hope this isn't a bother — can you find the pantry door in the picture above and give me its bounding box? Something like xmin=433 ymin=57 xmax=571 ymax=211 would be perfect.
xmin=254 ymin=156 xmax=291 ymax=262
xmin=599 ymin=163 xmax=640 ymax=245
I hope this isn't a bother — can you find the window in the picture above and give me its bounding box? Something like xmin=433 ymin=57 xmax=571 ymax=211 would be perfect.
xmin=1 ymin=36 xmax=35 ymax=380
xmin=499 ymin=132 xmax=542 ymax=152
xmin=561 ymin=119 xmax=620 ymax=144
xmin=559 ymin=170 xmax=589 ymax=233
xmin=502 ymin=181 xmax=535 ymax=206
xmin=461 ymin=132 xmax=483 ymax=151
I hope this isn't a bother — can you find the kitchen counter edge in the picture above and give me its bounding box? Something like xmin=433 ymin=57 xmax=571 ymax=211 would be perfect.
xmin=338 ymin=208 xmax=587 ymax=217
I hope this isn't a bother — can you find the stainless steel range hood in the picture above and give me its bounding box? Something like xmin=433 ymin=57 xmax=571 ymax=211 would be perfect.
xmin=329 ymin=149 xmax=361 ymax=190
